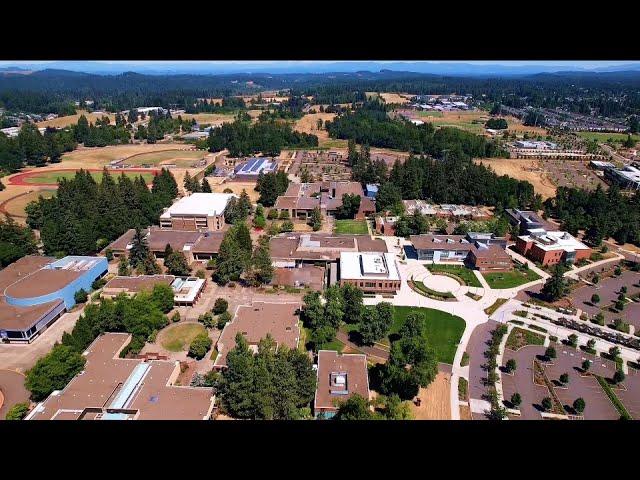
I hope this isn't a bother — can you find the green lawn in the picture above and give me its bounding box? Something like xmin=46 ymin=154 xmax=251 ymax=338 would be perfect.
xmin=416 ymin=111 xmax=444 ymax=118
xmin=24 ymin=170 xmax=156 ymax=185
xmin=484 ymin=298 xmax=508 ymax=315
xmin=505 ymin=327 xmax=545 ymax=351
xmin=482 ymin=269 xmax=541 ymax=289
xmin=425 ymin=264 xmax=482 ymax=288
xmin=334 ymin=219 xmax=368 ymax=234
xmin=160 ymin=323 xmax=207 ymax=352
xmin=390 ymin=306 xmax=465 ymax=365
xmin=412 ymin=279 xmax=455 ymax=300
xmin=576 ymin=131 xmax=639 ymax=144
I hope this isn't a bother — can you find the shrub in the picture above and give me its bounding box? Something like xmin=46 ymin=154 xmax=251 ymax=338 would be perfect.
xmin=91 ymin=277 xmax=107 ymax=290
xmin=613 ymin=370 xmax=625 ymax=385
xmin=105 ymin=248 xmax=114 ymax=261
xmin=223 ymin=188 xmax=233 ymax=193
xmin=573 ymin=397 xmax=586 ymax=413
xmin=74 ymin=289 xmax=88 ymax=304
xmin=188 ymin=333 xmax=212 ymax=359
xmin=544 ymin=346 xmax=556 ymax=360
xmin=253 ymin=215 xmax=266 ymax=228
xmin=510 ymin=393 xmax=522 ymax=407
xmin=195 ymin=269 xmax=206 ymax=279
xmin=541 ymin=397 xmax=553 ymax=412
xmin=213 ymin=298 xmax=229 ymax=315
xmin=199 ymin=312 xmax=215 ymax=328
xmin=280 ymin=220 xmax=294 ymax=232
xmin=267 ymin=209 xmax=278 ymax=220
xmin=560 ymin=373 xmax=569 ymax=384
xmin=5 ymin=402 xmax=30 ymax=420
xmin=217 ymin=311 xmax=232 ymax=329
xmin=279 ymin=210 xmax=290 ymax=220
xmin=171 ymin=311 xmax=181 ymax=323
xmin=505 ymin=359 xmax=517 ymax=373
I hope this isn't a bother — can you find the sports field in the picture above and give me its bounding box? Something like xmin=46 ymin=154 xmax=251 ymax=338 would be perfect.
xmin=12 ymin=169 xmax=157 ymax=186
xmin=125 ymin=149 xmax=206 ymax=167
xmin=0 ymin=189 xmax=56 ymax=218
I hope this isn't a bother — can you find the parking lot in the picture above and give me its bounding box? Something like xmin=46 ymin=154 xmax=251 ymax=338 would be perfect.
xmin=502 ymin=344 xmax=624 ymax=420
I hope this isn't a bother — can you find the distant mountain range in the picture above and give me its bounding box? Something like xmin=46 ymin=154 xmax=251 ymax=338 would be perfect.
xmin=1 ymin=61 xmax=640 ymax=77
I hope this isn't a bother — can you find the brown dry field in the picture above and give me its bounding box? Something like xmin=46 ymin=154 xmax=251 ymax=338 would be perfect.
xmin=180 ymin=113 xmax=236 ymax=125
xmin=60 ymin=143 xmax=191 ymax=168
xmin=379 ymin=93 xmax=412 ymax=104
xmin=459 ymin=404 xmax=473 ymax=420
xmin=209 ymin=179 xmax=261 ymax=202
xmin=409 ymin=372 xmax=451 ymax=420
xmin=36 ymin=110 xmax=116 ymax=129
xmin=474 ymin=157 xmax=557 ymax=199
xmin=2 ymin=189 xmax=56 ymax=218
xmin=293 ymin=112 xmax=337 ymax=141
xmin=503 ymin=115 xmax=548 ymax=136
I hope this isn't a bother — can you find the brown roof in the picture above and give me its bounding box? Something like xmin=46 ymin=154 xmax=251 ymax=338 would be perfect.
xmin=0 ymin=297 xmax=64 ymax=331
xmin=214 ymin=302 xmax=301 ymax=368
xmin=272 ymin=266 xmax=325 ymax=291
xmin=146 ymin=228 xmax=203 ymax=252
xmin=410 ymin=234 xmax=473 ymax=252
xmin=103 ymin=275 xmax=175 ymax=294
xmin=275 ymin=181 xmax=365 ymax=213
xmin=0 ymin=255 xmax=54 ymax=293
xmin=106 ymin=229 xmax=138 ymax=253
xmin=471 ymin=244 xmax=511 ymax=261
xmin=270 ymin=233 xmax=387 ymax=262
xmin=4 ymin=268 xmax=83 ymax=299
xmin=314 ymin=350 xmax=370 ymax=413
xmin=29 ymin=333 xmax=214 ymax=421
xmin=191 ymin=232 xmax=225 ymax=254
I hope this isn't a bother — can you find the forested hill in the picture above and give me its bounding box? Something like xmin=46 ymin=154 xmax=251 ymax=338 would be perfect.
xmin=2 ymin=69 xmax=640 ymax=116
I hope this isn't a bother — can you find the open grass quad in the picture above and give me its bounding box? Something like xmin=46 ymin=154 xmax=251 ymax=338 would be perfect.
xmin=159 ymin=322 xmax=207 ymax=353
xmin=576 ymin=131 xmax=639 ymax=145
xmin=482 ymin=269 xmax=541 ymax=289
xmin=333 ymin=219 xmax=368 ymax=234
xmin=425 ymin=263 xmax=483 ymax=288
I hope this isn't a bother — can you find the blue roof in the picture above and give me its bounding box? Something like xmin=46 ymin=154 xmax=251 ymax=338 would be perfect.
xmin=109 ymin=363 xmax=150 ymax=410
xmin=365 ymin=184 xmax=379 ymax=192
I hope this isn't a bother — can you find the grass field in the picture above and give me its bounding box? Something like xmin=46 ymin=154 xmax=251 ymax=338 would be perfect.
xmin=416 ymin=111 xmax=444 ymax=118
xmin=576 ymin=131 xmax=639 ymax=144
xmin=21 ymin=170 xmax=156 ymax=185
xmin=425 ymin=264 xmax=482 ymax=288
xmin=180 ymin=113 xmax=237 ymax=125
xmin=2 ymin=189 xmax=56 ymax=217
xmin=334 ymin=219 xmax=368 ymax=234
xmin=482 ymin=269 xmax=541 ymax=289
xmin=414 ymin=110 xmax=488 ymax=134
xmin=60 ymin=143 xmax=189 ymax=168
xmin=125 ymin=149 xmax=206 ymax=166
xmin=160 ymin=323 xmax=207 ymax=352
xmin=390 ymin=306 xmax=466 ymax=364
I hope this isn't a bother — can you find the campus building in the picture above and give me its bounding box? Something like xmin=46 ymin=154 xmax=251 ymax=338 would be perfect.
xmin=274 ymin=181 xmax=375 ymax=220
xmin=604 ymin=164 xmax=640 ymax=190
xmin=108 ymin=227 xmax=224 ymax=264
xmin=26 ymin=333 xmax=215 ymax=420
xmin=271 ymin=265 xmax=326 ymax=291
xmin=515 ymin=230 xmax=592 ymax=266
xmin=0 ymin=256 xmax=108 ymax=343
xmin=505 ymin=209 xmax=559 ymax=234
xmin=314 ymin=350 xmax=370 ymax=419
xmin=233 ymin=157 xmax=277 ymax=180
xmin=159 ymin=192 xmax=235 ymax=231
xmin=410 ymin=233 xmax=512 ymax=271
xmin=339 ymin=252 xmax=401 ymax=294
xmin=213 ymin=302 xmax=301 ymax=369
xmin=101 ymin=275 xmax=206 ymax=306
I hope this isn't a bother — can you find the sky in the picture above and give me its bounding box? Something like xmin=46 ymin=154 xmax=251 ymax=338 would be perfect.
xmin=1 ymin=60 xmax=639 ymax=75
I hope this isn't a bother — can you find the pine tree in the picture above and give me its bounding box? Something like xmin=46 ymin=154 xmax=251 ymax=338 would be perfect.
xmin=201 ymin=178 xmax=212 ymax=193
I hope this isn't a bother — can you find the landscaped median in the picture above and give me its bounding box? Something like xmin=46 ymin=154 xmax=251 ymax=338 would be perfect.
xmin=425 ymin=263 xmax=482 ymax=288
xmin=409 ymin=277 xmax=456 ymax=301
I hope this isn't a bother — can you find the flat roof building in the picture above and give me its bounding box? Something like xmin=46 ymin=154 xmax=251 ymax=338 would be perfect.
xmin=0 ymin=255 xmax=108 ymax=343
xmin=233 ymin=157 xmax=277 ymax=180
xmin=270 ymin=233 xmax=387 ymax=267
xmin=505 ymin=209 xmax=559 ymax=234
xmin=515 ymin=230 xmax=592 ymax=266
xmin=101 ymin=275 xmax=206 ymax=306
xmin=213 ymin=302 xmax=301 ymax=369
xmin=314 ymin=350 xmax=370 ymax=418
xmin=26 ymin=333 xmax=215 ymax=420
xmin=160 ymin=192 xmax=235 ymax=231
xmin=604 ymin=165 xmax=640 ymax=190
xmin=271 ymin=265 xmax=326 ymax=291
xmin=339 ymin=252 xmax=401 ymax=294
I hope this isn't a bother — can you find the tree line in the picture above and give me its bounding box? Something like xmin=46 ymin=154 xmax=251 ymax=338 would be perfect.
xmin=206 ymin=117 xmax=318 ymax=157
xmin=25 ymin=168 xmax=178 ymax=256
xmin=544 ymin=184 xmax=640 ymax=246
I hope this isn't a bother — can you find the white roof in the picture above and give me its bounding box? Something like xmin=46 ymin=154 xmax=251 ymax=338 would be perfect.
xmin=160 ymin=193 xmax=235 ymax=219
xmin=171 ymin=277 xmax=205 ymax=303
xmin=518 ymin=230 xmax=589 ymax=253
xmin=339 ymin=252 xmax=400 ymax=281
